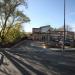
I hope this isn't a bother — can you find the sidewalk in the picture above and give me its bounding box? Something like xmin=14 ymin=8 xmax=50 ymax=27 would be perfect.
xmin=0 ymin=54 xmax=22 ymax=75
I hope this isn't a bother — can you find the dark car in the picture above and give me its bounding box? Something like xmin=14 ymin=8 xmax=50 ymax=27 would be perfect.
xmin=64 ymin=39 xmax=73 ymax=46
xmin=64 ymin=41 xmax=70 ymax=46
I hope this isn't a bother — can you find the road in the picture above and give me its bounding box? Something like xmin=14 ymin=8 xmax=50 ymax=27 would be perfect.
xmin=0 ymin=40 xmax=75 ymax=75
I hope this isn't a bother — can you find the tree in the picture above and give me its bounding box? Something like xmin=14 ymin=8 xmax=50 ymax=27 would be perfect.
xmin=0 ymin=0 xmax=30 ymax=44
xmin=4 ymin=23 xmax=25 ymax=44
xmin=58 ymin=25 xmax=72 ymax=32
xmin=65 ymin=25 xmax=72 ymax=32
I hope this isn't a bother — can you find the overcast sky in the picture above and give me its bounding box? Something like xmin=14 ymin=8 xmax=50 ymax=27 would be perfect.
xmin=19 ymin=0 xmax=75 ymax=32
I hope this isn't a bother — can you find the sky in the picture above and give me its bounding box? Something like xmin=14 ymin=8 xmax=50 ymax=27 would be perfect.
xmin=19 ymin=0 xmax=75 ymax=32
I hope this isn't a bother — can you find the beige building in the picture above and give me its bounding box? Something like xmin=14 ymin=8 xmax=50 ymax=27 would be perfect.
xmin=32 ymin=25 xmax=74 ymax=42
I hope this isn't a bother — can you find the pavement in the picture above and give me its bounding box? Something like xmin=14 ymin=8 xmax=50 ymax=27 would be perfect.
xmin=0 ymin=40 xmax=75 ymax=75
xmin=0 ymin=52 xmax=22 ymax=75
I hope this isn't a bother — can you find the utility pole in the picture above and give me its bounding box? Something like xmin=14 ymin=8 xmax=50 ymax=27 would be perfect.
xmin=63 ymin=0 xmax=66 ymax=50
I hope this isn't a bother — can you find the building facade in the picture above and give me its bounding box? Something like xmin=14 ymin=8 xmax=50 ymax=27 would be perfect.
xmin=32 ymin=25 xmax=74 ymax=42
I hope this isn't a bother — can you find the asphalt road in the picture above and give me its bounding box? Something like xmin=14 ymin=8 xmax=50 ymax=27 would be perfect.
xmin=1 ymin=40 xmax=75 ymax=75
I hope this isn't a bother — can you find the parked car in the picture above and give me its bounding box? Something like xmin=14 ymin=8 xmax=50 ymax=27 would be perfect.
xmin=45 ymin=40 xmax=61 ymax=48
xmin=64 ymin=40 xmax=70 ymax=46
xmin=64 ymin=39 xmax=74 ymax=46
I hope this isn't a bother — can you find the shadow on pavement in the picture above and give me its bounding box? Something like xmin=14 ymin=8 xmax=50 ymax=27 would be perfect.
xmin=2 ymin=50 xmax=47 ymax=75
xmin=8 ymin=49 xmax=75 ymax=75
xmin=0 ymin=68 xmax=10 ymax=75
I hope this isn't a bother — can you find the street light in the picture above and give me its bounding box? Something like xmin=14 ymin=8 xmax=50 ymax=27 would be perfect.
xmin=63 ymin=0 xmax=66 ymax=50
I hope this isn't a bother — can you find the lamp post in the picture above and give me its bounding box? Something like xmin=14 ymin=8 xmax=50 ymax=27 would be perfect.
xmin=63 ymin=0 xmax=66 ymax=50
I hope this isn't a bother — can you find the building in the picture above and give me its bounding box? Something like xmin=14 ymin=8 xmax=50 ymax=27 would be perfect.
xmin=32 ymin=25 xmax=53 ymax=41
xmin=32 ymin=25 xmax=74 ymax=42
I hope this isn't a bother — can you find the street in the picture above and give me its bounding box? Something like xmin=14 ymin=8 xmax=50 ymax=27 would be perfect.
xmin=0 ymin=40 xmax=75 ymax=75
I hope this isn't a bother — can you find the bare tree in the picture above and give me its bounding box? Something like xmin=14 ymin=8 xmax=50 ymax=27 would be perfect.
xmin=57 ymin=25 xmax=72 ymax=32
xmin=65 ymin=25 xmax=72 ymax=32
